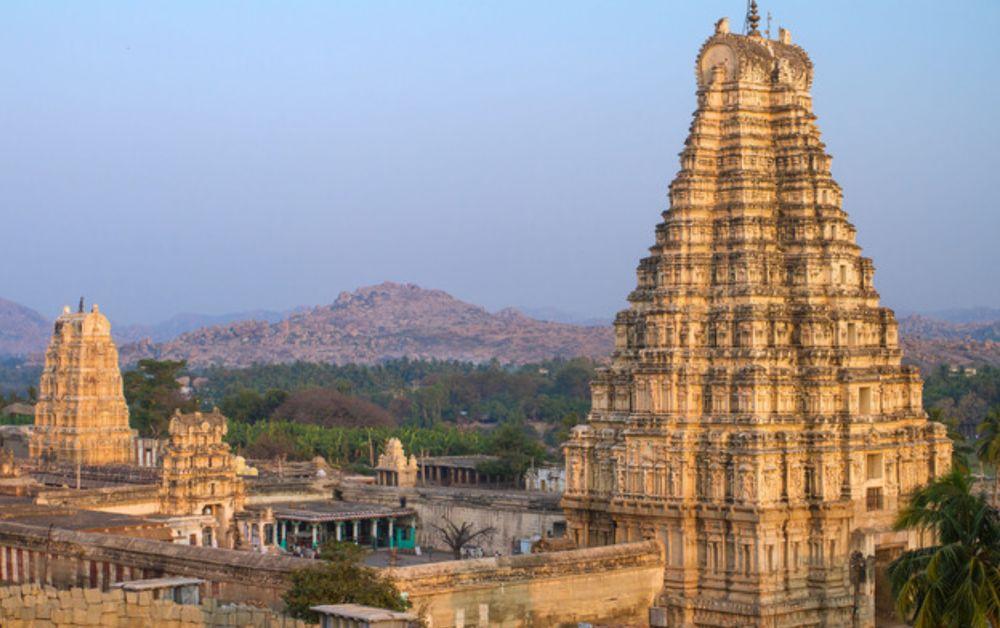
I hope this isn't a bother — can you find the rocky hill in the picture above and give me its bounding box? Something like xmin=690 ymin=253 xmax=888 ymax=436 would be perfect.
xmin=114 ymin=309 xmax=289 ymax=344
xmin=119 ymin=283 xmax=615 ymax=367
xmin=899 ymin=315 xmax=1000 ymax=371
xmin=0 ymin=299 xmax=50 ymax=357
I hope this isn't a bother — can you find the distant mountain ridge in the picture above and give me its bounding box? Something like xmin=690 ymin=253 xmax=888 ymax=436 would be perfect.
xmin=114 ymin=309 xmax=290 ymax=344
xmin=119 ymin=282 xmax=615 ymax=367
xmin=898 ymin=314 xmax=1000 ymax=370
xmin=0 ymin=298 xmax=50 ymax=356
xmin=5 ymin=290 xmax=1000 ymax=370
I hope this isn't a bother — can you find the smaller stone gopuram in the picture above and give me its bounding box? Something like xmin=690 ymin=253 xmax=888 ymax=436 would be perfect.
xmin=159 ymin=408 xmax=246 ymax=548
xmin=30 ymin=303 xmax=135 ymax=465
xmin=375 ymin=438 xmax=418 ymax=487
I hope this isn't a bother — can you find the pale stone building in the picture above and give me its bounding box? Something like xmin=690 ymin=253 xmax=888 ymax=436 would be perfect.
xmin=374 ymin=437 xmax=418 ymax=487
xmin=562 ymin=8 xmax=952 ymax=627
xmin=30 ymin=303 xmax=136 ymax=465
xmin=159 ymin=408 xmax=246 ymax=548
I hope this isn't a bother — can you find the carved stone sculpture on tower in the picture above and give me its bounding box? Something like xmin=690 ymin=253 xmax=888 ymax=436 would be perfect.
xmin=561 ymin=17 xmax=951 ymax=628
xmin=159 ymin=408 xmax=246 ymax=548
xmin=30 ymin=304 xmax=136 ymax=465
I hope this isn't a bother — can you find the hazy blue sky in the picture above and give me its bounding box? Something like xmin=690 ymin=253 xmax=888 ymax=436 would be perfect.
xmin=2 ymin=1 xmax=998 ymax=324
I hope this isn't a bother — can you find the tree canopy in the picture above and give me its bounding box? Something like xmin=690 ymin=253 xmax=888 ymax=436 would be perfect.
xmin=283 ymin=540 xmax=409 ymax=622
xmin=123 ymin=359 xmax=196 ymax=437
xmin=889 ymin=469 xmax=1000 ymax=627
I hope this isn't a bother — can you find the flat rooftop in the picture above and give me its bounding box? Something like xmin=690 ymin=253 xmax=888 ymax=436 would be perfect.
xmin=254 ymin=500 xmax=415 ymax=523
xmin=311 ymin=603 xmax=417 ymax=621
xmin=112 ymin=577 xmax=205 ymax=591
xmin=416 ymin=455 xmax=498 ymax=469
xmin=0 ymin=495 xmax=171 ymax=539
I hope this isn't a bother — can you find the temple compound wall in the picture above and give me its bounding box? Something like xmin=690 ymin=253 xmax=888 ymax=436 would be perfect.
xmin=338 ymin=482 xmax=565 ymax=556
xmin=561 ymin=10 xmax=951 ymax=628
xmin=30 ymin=303 xmax=135 ymax=466
xmin=0 ymin=583 xmax=317 ymax=628
xmin=0 ymin=522 xmax=311 ymax=608
xmin=0 ymin=520 xmax=663 ymax=627
xmin=35 ymin=485 xmax=162 ymax=516
xmin=390 ymin=540 xmax=664 ymax=627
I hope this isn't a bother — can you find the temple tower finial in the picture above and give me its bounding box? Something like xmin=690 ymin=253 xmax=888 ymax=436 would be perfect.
xmin=78 ymin=296 xmax=84 ymax=313
xmin=746 ymin=0 xmax=761 ymax=35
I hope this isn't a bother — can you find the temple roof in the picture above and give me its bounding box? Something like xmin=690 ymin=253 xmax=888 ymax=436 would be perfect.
xmin=257 ymin=500 xmax=415 ymax=523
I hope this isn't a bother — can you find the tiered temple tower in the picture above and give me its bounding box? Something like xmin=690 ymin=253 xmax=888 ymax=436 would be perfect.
xmin=30 ymin=303 xmax=135 ymax=465
xmin=562 ymin=11 xmax=952 ymax=627
xmin=160 ymin=408 xmax=246 ymax=548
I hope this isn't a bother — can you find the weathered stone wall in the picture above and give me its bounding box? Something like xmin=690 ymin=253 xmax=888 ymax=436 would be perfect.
xmin=35 ymin=485 xmax=161 ymax=515
xmin=246 ymin=478 xmax=333 ymax=506
xmin=339 ymin=482 xmax=564 ymax=555
xmin=390 ymin=540 xmax=664 ymax=627
xmin=0 ymin=522 xmax=313 ymax=608
xmin=0 ymin=583 xmax=316 ymax=627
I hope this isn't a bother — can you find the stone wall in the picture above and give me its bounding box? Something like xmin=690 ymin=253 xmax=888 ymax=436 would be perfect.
xmin=35 ymin=485 xmax=161 ymax=515
xmin=390 ymin=540 xmax=664 ymax=627
xmin=339 ymin=482 xmax=564 ymax=555
xmin=0 ymin=583 xmax=317 ymax=627
xmin=246 ymin=478 xmax=333 ymax=506
xmin=0 ymin=521 xmax=313 ymax=608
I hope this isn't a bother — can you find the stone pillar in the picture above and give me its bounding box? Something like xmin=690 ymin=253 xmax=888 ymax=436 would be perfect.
xmin=353 ymin=520 xmax=360 ymax=544
xmin=371 ymin=519 xmax=379 ymax=547
xmin=388 ymin=519 xmax=395 ymax=548
xmin=336 ymin=522 xmax=342 ymax=542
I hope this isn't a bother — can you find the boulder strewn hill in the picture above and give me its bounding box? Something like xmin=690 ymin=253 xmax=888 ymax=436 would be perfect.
xmin=114 ymin=309 xmax=289 ymax=344
xmin=119 ymin=283 xmax=615 ymax=367
xmin=899 ymin=315 xmax=1000 ymax=371
xmin=0 ymin=299 xmax=49 ymax=357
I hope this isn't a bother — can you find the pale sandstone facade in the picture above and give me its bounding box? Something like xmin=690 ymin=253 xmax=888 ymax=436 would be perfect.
xmin=390 ymin=540 xmax=663 ymax=627
xmin=159 ymin=409 xmax=246 ymax=548
xmin=0 ymin=583 xmax=316 ymax=628
xmin=375 ymin=438 xmax=418 ymax=488
xmin=562 ymin=13 xmax=951 ymax=628
xmin=30 ymin=304 xmax=135 ymax=466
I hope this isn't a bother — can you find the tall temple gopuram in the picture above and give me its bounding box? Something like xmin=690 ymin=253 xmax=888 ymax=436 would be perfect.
xmin=562 ymin=8 xmax=952 ymax=627
xmin=30 ymin=302 xmax=135 ymax=465
xmin=160 ymin=408 xmax=246 ymax=548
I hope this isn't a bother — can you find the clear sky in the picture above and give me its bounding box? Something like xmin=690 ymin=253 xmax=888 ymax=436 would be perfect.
xmin=2 ymin=1 xmax=998 ymax=324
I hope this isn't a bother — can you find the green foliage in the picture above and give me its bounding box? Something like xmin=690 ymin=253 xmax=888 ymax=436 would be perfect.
xmin=283 ymin=540 xmax=409 ymax=621
xmin=924 ymin=364 xmax=1000 ymax=434
xmin=226 ymin=421 xmax=488 ymax=467
xmin=0 ymin=357 xmax=42 ymax=397
xmin=196 ymin=357 xmax=595 ymax=427
xmin=0 ymin=413 xmax=33 ymax=426
xmin=317 ymin=540 xmax=367 ymax=563
xmin=218 ymin=388 xmax=288 ymax=424
xmin=888 ymin=469 xmax=1000 ymax=627
xmin=476 ymin=421 xmax=549 ymax=481
xmin=930 ymin=407 xmax=975 ymax=474
xmin=123 ymin=359 xmax=197 ymax=437
xmin=977 ymin=409 xmax=1000 ymax=500
xmin=545 ymin=412 xmax=584 ymax=449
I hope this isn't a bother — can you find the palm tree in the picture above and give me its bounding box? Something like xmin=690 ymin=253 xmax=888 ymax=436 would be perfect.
xmin=978 ymin=409 xmax=1000 ymax=503
xmin=888 ymin=469 xmax=1000 ymax=627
